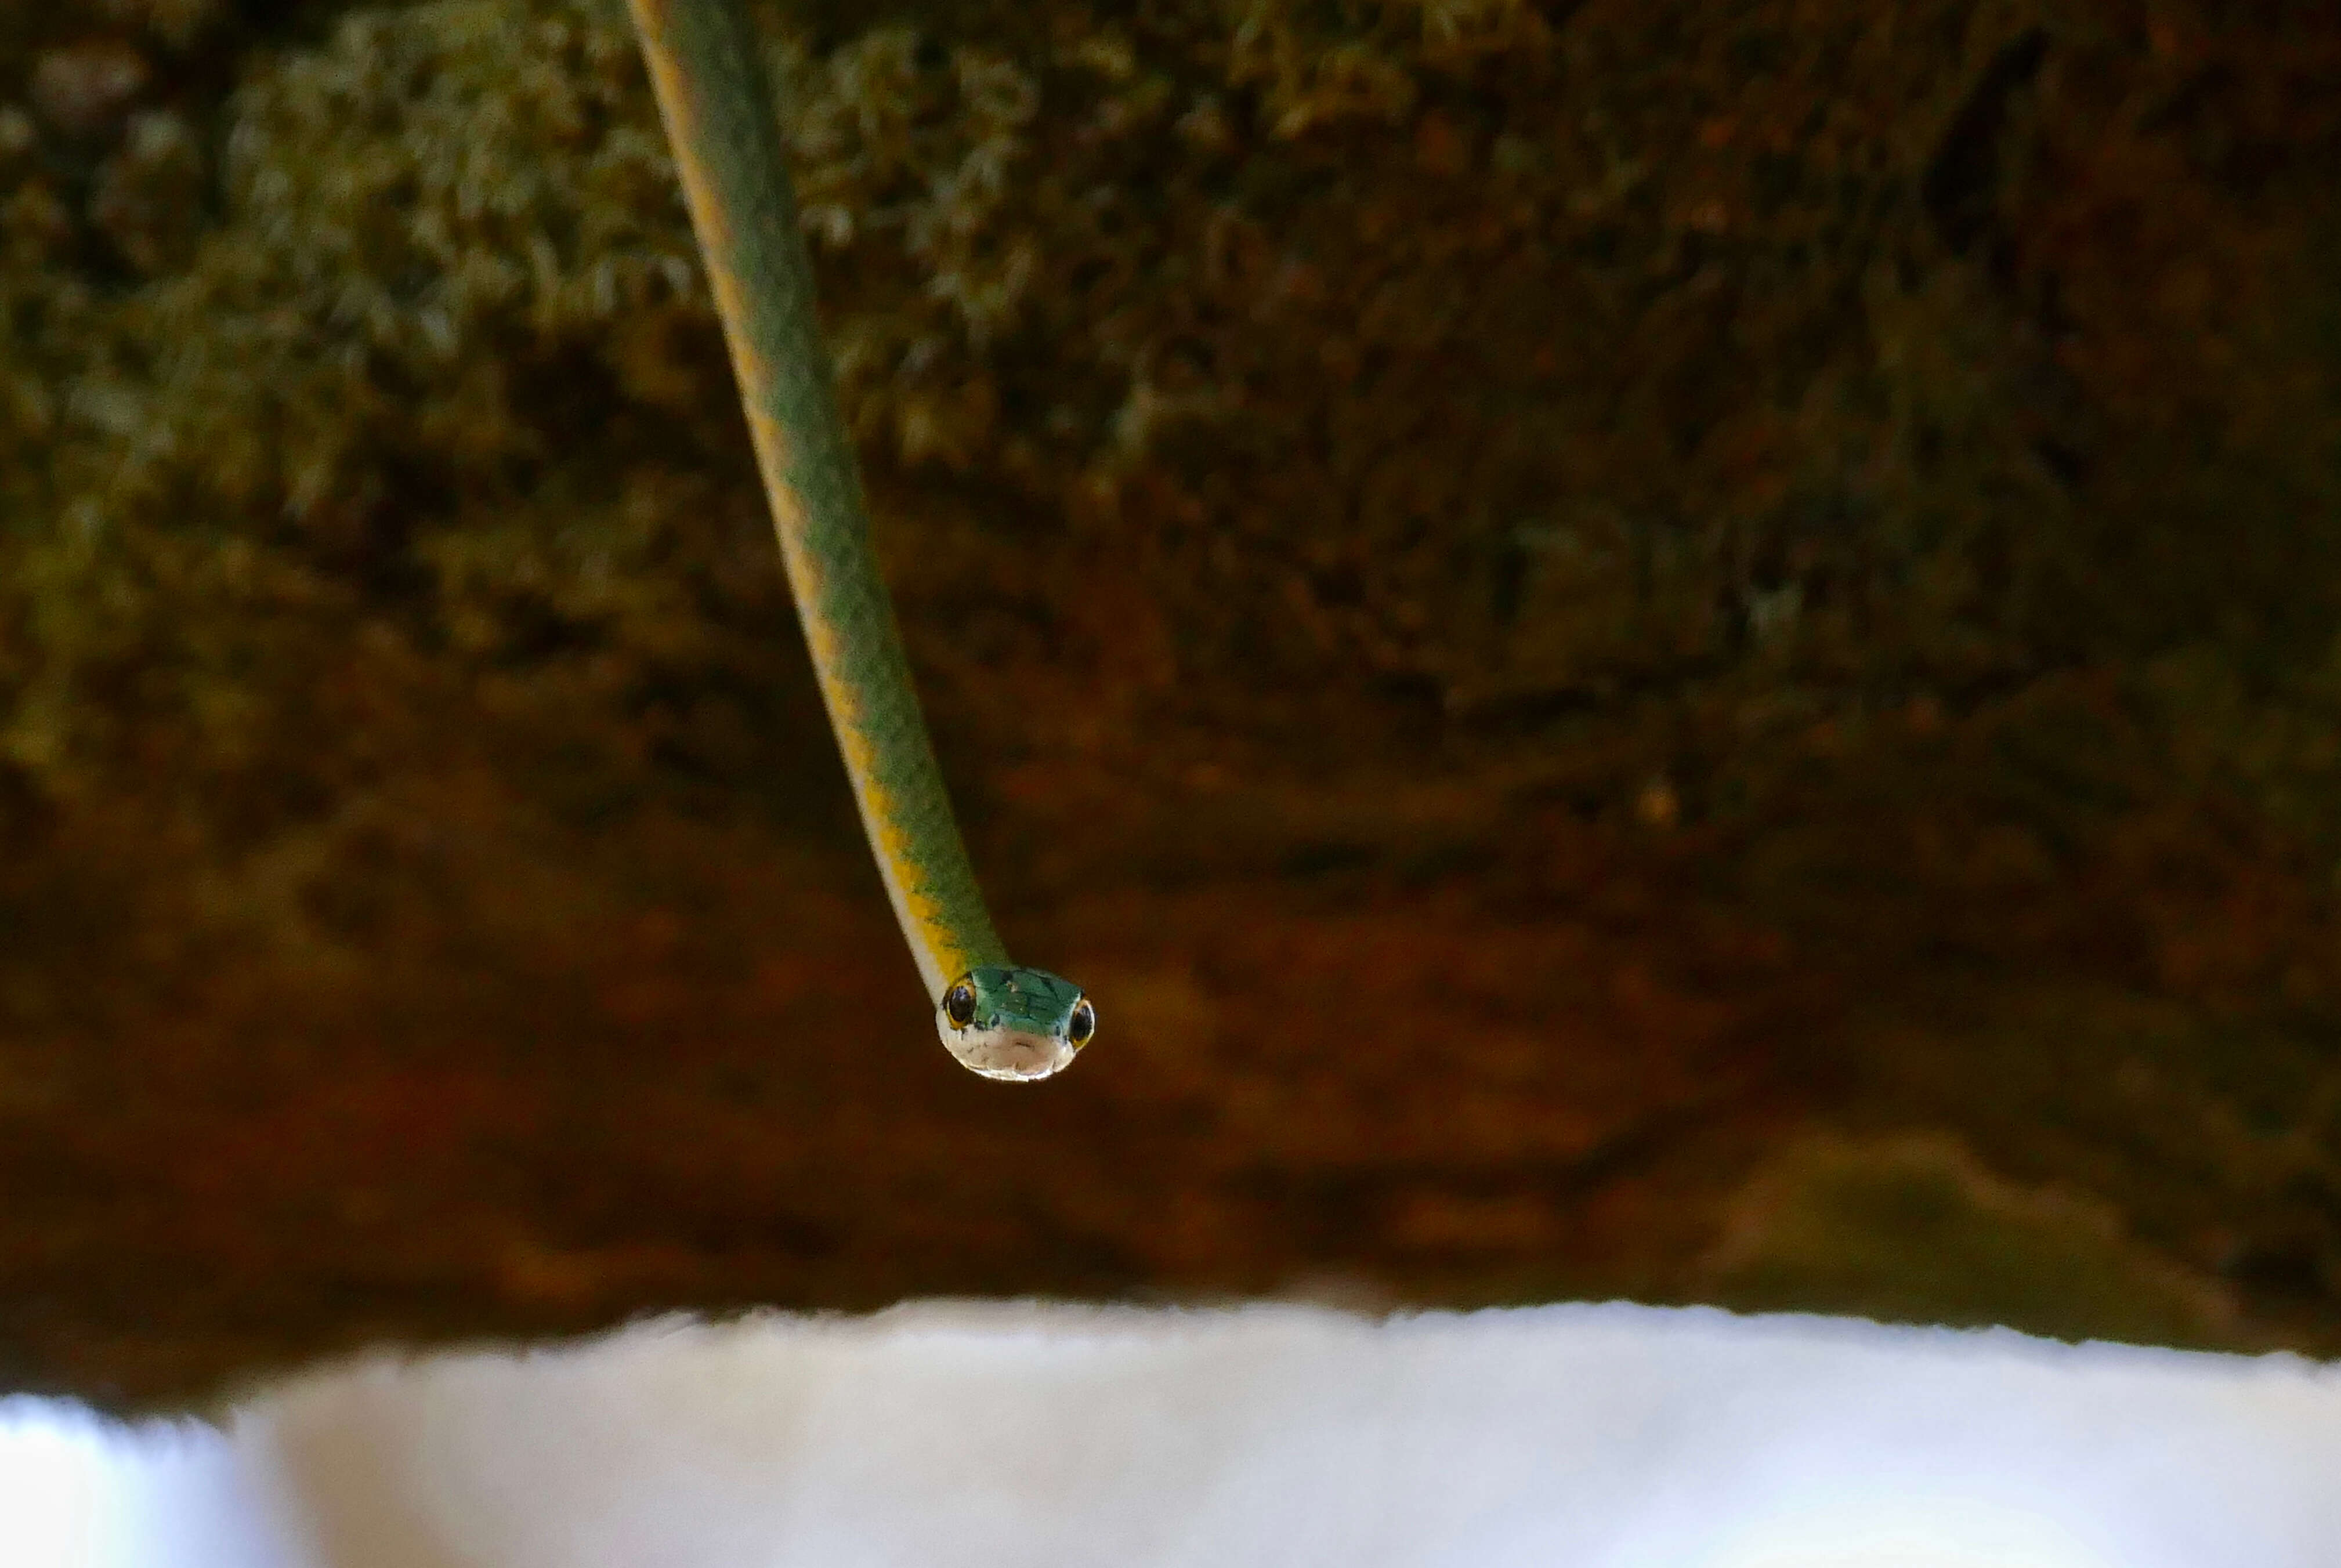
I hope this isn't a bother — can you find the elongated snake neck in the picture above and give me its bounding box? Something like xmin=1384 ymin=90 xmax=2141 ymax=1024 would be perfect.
xmin=629 ymin=0 xmax=1088 ymax=1075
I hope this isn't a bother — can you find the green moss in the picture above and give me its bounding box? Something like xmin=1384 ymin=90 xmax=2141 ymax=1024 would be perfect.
xmin=1703 ymin=1131 xmax=2240 ymax=1348
xmin=7 ymin=0 xmax=2337 ymax=794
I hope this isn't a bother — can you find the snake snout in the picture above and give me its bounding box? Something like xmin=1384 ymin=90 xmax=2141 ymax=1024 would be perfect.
xmin=940 ymin=1025 xmax=1079 ymax=1083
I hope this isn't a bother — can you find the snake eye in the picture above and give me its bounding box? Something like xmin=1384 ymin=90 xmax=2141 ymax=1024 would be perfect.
xmin=1066 ymin=998 xmax=1095 ymax=1046
xmin=943 ymin=981 xmax=977 ymax=1029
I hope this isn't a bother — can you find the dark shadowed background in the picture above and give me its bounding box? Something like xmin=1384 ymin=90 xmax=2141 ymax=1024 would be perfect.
xmin=3 ymin=0 xmax=2339 ymax=1408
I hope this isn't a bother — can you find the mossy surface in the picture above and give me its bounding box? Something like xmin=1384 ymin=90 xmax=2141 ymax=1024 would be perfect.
xmin=2 ymin=0 xmax=2339 ymax=1403
xmin=1701 ymin=1131 xmax=2239 ymax=1348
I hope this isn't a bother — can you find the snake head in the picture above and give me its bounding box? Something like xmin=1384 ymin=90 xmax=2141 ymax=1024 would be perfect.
xmin=936 ymin=966 xmax=1095 ymax=1081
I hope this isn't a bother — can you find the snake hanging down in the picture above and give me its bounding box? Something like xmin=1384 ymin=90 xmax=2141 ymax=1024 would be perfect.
xmin=628 ymin=0 xmax=1094 ymax=1081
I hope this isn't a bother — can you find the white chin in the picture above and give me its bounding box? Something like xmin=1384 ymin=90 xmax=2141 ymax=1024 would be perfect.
xmin=939 ymin=1026 xmax=1077 ymax=1082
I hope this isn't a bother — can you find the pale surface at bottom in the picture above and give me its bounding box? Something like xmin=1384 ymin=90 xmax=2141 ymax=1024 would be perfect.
xmin=3 ymin=1301 xmax=2336 ymax=1568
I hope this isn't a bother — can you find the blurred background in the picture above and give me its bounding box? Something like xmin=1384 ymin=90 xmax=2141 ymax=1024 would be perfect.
xmin=2 ymin=0 xmax=2338 ymax=1408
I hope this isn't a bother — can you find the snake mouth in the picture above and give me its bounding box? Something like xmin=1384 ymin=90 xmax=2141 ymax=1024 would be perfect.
xmin=939 ymin=1025 xmax=1079 ymax=1082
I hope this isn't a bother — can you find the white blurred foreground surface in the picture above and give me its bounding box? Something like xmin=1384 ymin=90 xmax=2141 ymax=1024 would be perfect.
xmin=4 ymin=1301 xmax=2338 ymax=1568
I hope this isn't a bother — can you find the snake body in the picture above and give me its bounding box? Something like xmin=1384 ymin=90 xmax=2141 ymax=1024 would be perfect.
xmin=628 ymin=0 xmax=1092 ymax=1080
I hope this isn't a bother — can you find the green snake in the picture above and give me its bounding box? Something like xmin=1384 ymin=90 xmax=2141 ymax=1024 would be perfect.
xmin=628 ymin=0 xmax=1093 ymax=1081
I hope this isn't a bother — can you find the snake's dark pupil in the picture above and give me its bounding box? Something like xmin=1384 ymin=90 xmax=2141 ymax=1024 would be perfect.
xmin=945 ymin=984 xmax=976 ymax=1027
xmin=1068 ymin=1000 xmax=1095 ymax=1044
